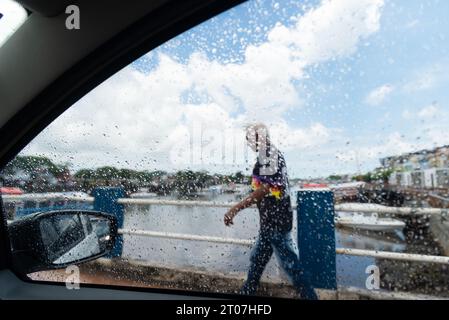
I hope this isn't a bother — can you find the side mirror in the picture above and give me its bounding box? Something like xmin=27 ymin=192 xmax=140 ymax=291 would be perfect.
xmin=8 ymin=210 xmax=117 ymax=274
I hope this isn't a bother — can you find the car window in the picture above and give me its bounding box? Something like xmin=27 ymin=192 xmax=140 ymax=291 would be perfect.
xmin=2 ymin=0 xmax=449 ymax=299
xmin=0 ymin=0 xmax=27 ymax=48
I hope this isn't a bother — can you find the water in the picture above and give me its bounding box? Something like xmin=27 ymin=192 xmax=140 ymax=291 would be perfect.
xmin=120 ymin=192 xmax=410 ymax=289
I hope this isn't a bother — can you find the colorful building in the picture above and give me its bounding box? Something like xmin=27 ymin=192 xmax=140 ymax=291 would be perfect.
xmin=380 ymin=146 xmax=449 ymax=188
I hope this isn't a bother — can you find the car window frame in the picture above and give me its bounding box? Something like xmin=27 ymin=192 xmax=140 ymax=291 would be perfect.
xmin=0 ymin=0 xmax=255 ymax=300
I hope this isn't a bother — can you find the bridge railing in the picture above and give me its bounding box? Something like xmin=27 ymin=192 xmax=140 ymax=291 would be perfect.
xmin=2 ymin=193 xmax=94 ymax=219
xmin=117 ymin=197 xmax=449 ymax=216
xmin=4 ymin=193 xmax=448 ymax=215
xmin=116 ymin=228 xmax=449 ymax=264
xmin=3 ymin=188 xmax=449 ymax=291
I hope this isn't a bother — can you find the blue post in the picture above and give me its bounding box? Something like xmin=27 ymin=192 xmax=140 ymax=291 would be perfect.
xmin=92 ymin=187 xmax=125 ymax=258
xmin=297 ymin=190 xmax=337 ymax=290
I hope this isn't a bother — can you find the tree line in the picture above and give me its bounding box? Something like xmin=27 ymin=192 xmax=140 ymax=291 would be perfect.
xmin=0 ymin=155 xmax=250 ymax=195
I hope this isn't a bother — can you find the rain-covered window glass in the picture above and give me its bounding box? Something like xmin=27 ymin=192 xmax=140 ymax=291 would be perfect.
xmin=2 ymin=0 xmax=449 ymax=299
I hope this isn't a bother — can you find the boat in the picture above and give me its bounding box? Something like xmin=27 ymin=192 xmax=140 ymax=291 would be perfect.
xmin=0 ymin=187 xmax=24 ymax=195
xmin=337 ymin=228 xmax=406 ymax=252
xmin=130 ymin=192 xmax=158 ymax=198
xmin=301 ymin=183 xmax=329 ymax=189
xmin=329 ymin=182 xmax=366 ymax=202
xmin=335 ymin=211 xmax=405 ymax=232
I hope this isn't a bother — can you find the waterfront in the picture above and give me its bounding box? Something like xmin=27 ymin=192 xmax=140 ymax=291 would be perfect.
xmin=6 ymin=188 xmax=448 ymax=296
xmin=119 ymin=191 xmax=445 ymax=292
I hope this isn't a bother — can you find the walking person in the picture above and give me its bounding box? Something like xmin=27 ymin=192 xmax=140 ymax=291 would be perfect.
xmin=223 ymin=123 xmax=318 ymax=300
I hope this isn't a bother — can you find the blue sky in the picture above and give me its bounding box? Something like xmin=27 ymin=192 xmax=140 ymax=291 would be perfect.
xmin=130 ymin=0 xmax=449 ymax=177
xmin=15 ymin=0 xmax=449 ymax=178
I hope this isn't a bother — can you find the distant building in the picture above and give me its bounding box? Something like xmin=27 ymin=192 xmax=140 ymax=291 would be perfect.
xmin=380 ymin=146 xmax=449 ymax=189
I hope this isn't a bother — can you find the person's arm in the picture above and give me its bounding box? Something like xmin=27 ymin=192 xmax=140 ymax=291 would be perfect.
xmin=224 ymin=183 xmax=271 ymax=226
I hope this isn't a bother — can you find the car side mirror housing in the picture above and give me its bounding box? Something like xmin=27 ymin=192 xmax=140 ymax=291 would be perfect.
xmin=8 ymin=210 xmax=117 ymax=274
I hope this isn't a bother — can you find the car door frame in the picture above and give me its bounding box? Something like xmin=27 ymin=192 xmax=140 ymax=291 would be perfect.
xmin=0 ymin=0 xmax=261 ymax=300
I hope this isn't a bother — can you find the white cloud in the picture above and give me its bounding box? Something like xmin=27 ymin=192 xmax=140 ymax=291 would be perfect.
xmin=402 ymin=63 xmax=449 ymax=93
xmin=417 ymin=104 xmax=439 ymax=118
xmin=365 ymin=84 xmax=394 ymax=106
xmin=350 ymin=133 xmax=415 ymax=161
xmin=403 ymin=73 xmax=437 ymax=93
xmin=268 ymin=0 xmax=384 ymax=65
xmin=270 ymin=122 xmax=332 ymax=151
xmin=405 ymin=19 xmax=419 ymax=29
xmin=402 ymin=109 xmax=413 ymax=120
xmin=21 ymin=0 xmax=385 ymax=175
xmin=0 ymin=0 xmax=27 ymax=47
xmin=401 ymin=103 xmax=441 ymax=120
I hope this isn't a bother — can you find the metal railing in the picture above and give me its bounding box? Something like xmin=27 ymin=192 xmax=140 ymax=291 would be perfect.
xmin=4 ymin=193 xmax=449 ymax=264
xmin=116 ymin=198 xmax=449 ymax=264
xmin=118 ymin=198 xmax=449 ymax=216
xmin=4 ymin=194 xmax=448 ymax=216
xmin=335 ymin=202 xmax=448 ymax=217
xmin=117 ymin=228 xmax=449 ymax=265
xmin=335 ymin=248 xmax=449 ymax=264
xmin=118 ymin=228 xmax=254 ymax=246
xmin=2 ymin=194 xmax=94 ymax=203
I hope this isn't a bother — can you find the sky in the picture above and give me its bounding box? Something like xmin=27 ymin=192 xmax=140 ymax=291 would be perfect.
xmin=2 ymin=0 xmax=449 ymax=179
